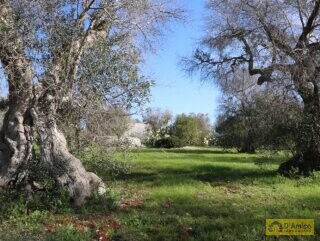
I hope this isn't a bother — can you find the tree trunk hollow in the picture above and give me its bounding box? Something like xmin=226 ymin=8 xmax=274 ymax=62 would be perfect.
xmin=0 ymin=106 xmax=105 ymax=206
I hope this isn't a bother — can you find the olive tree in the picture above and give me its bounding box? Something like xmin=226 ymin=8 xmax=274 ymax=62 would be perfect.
xmin=185 ymin=0 xmax=320 ymax=175
xmin=57 ymin=37 xmax=152 ymax=152
xmin=215 ymin=69 xmax=302 ymax=153
xmin=170 ymin=113 xmax=213 ymax=146
xmin=0 ymin=0 xmax=182 ymax=205
xmin=216 ymin=88 xmax=302 ymax=152
xmin=142 ymin=107 xmax=173 ymax=139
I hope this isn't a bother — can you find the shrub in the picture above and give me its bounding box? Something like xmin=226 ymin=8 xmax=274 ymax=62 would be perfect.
xmin=154 ymin=137 xmax=184 ymax=148
xmin=79 ymin=146 xmax=133 ymax=180
xmin=170 ymin=114 xmax=212 ymax=146
xmin=154 ymin=137 xmax=175 ymax=148
xmin=143 ymin=136 xmax=157 ymax=148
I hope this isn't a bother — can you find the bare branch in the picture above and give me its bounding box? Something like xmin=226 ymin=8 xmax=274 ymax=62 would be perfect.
xmin=245 ymin=2 xmax=293 ymax=55
xmin=297 ymin=0 xmax=306 ymax=29
xmin=296 ymin=0 xmax=320 ymax=48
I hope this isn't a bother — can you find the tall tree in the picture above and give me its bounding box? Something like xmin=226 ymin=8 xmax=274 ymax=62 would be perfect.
xmin=170 ymin=113 xmax=212 ymax=146
xmin=215 ymin=69 xmax=302 ymax=153
xmin=216 ymin=87 xmax=302 ymax=152
xmin=216 ymin=69 xmax=259 ymax=153
xmin=143 ymin=107 xmax=173 ymax=138
xmin=0 ymin=0 xmax=182 ymax=205
xmin=185 ymin=0 xmax=320 ymax=175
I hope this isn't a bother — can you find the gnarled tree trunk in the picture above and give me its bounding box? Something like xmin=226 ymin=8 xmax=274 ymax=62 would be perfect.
xmin=0 ymin=89 xmax=106 ymax=206
xmin=0 ymin=92 xmax=34 ymax=192
xmin=0 ymin=0 xmax=105 ymax=206
xmin=0 ymin=8 xmax=35 ymax=191
xmin=279 ymin=104 xmax=320 ymax=175
xmin=32 ymin=91 xmax=106 ymax=206
xmin=279 ymin=74 xmax=320 ymax=175
xmin=0 ymin=94 xmax=106 ymax=206
xmin=239 ymin=129 xmax=256 ymax=154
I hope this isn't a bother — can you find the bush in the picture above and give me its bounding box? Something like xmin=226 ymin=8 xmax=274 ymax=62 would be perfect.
xmin=154 ymin=137 xmax=175 ymax=148
xmin=171 ymin=136 xmax=185 ymax=148
xmin=143 ymin=136 xmax=157 ymax=148
xmin=154 ymin=137 xmax=184 ymax=148
xmin=79 ymin=146 xmax=133 ymax=180
xmin=170 ymin=114 xmax=212 ymax=146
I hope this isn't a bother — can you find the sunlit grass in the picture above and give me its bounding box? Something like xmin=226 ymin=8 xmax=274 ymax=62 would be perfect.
xmin=110 ymin=148 xmax=320 ymax=241
xmin=1 ymin=148 xmax=320 ymax=240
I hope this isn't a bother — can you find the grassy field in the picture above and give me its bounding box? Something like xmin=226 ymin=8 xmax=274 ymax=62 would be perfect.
xmin=1 ymin=148 xmax=320 ymax=240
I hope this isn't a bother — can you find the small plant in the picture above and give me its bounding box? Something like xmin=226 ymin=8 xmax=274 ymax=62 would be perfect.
xmin=78 ymin=188 xmax=116 ymax=214
xmin=295 ymin=171 xmax=320 ymax=186
xmin=47 ymin=224 xmax=94 ymax=241
xmin=27 ymin=188 xmax=72 ymax=213
xmin=79 ymin=146 xmax=133 ymax=180
xmin=154 ymin=136 xmax=184 ymax=148
xmin=287 ymin=166 xmax=301 ymax=179
xmin=0 ymin=189 xmax=27 ymax=221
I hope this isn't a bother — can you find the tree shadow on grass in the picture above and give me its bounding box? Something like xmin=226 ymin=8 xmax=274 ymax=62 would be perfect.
xmin=192 ymin=165 xmax=276 ymax=183
xmin=116 ymin=165 xmax=277 ymax=186
xmin=133 ymin=148 xmax=237 ymax=155
xmin=166 ymin=149 xmax=237 ymax=155
xmin=169 ymin=154 xmax=259 ymax=164
xmin=118 ymin=172 xmax=158 ymax=182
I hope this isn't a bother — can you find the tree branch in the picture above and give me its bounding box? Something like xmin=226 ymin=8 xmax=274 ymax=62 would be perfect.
xmin=245 ymin=2 xmax=293 ymax=56
xmin=0 ymin=0 xmax=33 ymax=104
xmin=296 ymin=0 xmax=320 ymax=48
xmin=297 ymin=0 xmax=306 ymax=29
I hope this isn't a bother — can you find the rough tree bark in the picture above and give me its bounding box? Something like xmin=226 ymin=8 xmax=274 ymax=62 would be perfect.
xmin=0 ymin=0 xmax=34 ymax=191
xmin=0 ymin=0 xmax=105 ymax=206
xmin=278 ymin=70 xmax=320 ymax=175
xmin=239 ymin=139 xmax=255 ymax=154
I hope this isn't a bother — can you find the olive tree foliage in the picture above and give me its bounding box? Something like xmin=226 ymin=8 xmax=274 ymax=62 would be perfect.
xmin=216 ymin=87 xmax=303 ymax=153
xmin=215 ymin=70 xmax=260 ymax=153
xmin=184 ymin=0 xmax=320 ymax=175
xmin=57 ymin=36 xmax=151 ymax=152
xmin=60 ymin=106 xmax=132 ymax=152
xmin=215 ymin=69 xmax=302 ymax=153
xmin=0 ymin=0 xmax=182 ymax=205
xmin=142 ymin=107 xmax=173 ymax=142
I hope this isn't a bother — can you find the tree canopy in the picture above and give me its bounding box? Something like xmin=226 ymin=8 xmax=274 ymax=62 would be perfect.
xmin=0 ymin=0 xmax=182 ymax=205
xmin=185 ymin=0 xmax=320 ymax=175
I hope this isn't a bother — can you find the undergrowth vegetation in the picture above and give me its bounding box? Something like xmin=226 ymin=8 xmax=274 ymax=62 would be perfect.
xmin=1 ymin=148 xmax=320 ymax=240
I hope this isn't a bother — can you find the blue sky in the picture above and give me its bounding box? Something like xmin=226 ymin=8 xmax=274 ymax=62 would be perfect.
xmin=0 ymin=1 xmax=220 ymax=122
xmin=141 ymin=0 xmax=220 ymax=122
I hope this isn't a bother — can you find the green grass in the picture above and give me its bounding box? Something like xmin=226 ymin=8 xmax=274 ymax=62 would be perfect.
xmin=110 ymin=148 xmax=320 ymax=241
xmin=1 ymin=148 xmax=320 ymax=240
